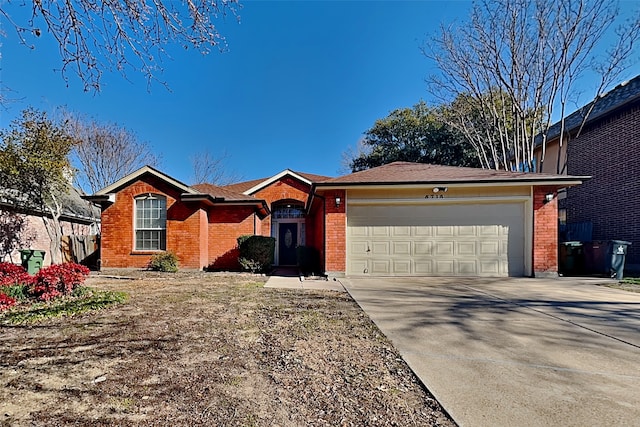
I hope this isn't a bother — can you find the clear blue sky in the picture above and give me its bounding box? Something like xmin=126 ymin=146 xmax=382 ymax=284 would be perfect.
xmin=1 ymin=0 xmax=638 ymax=185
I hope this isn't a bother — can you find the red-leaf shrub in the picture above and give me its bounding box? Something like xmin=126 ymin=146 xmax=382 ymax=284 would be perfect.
xmin=0 ymin=292 xmax=17 ymax=311
xmin=0 ymin=262 xmax=34 ymax=287
xmin=30 ymin=263 xmax=90 ymax=302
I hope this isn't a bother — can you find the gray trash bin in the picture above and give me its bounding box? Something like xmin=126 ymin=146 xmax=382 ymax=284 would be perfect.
xmin=609 ymin=240 xmax=631 ymax=280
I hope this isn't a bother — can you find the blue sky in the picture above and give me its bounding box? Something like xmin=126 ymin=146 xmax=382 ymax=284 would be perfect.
xmin=1 ymin=0 xmax=638 ymax=185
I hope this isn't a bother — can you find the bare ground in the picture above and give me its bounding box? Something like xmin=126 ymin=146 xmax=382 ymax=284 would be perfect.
xmin=0 ymin=271 xmax=455 ymax=426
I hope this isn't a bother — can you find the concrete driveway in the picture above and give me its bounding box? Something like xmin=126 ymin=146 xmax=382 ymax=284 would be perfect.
xmin=342 ymin=277 xmax=640 ymax=427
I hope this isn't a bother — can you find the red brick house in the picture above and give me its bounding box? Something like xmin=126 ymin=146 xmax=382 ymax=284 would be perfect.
xmin=534 ymin=74 xmax=640 ymax=271
xmin=86 ymin=162 xmax=585 ymax=277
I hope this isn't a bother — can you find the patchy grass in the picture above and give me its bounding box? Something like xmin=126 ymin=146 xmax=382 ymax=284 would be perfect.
xmin=0 ymin=287 xmax=127 ymax=325
xmin=0 ymin=272 xmax=454 ymax=426
xmin=603 ymin=277 xmax=640 ymax=293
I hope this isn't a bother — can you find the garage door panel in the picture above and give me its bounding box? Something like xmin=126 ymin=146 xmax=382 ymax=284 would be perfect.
xmin=371 ymin=241 xmax=389 ymax=255
xmin=480 ymin=260 xmax=500 ymax=274
xmin=458 ymin=260 xmax=478 ymax=275
xmin=415 ymin=241 xmax=433 ymax=255
xmin=436 ymin=241 xmax=455 ymax=256
xmin=392 ymin=226 xmax=411 ymax=237
xmin=393 ymin=260 xmax=411 ymax=274
xmin=371 ymin=259 xmax=390 ymax=274
xmin=392 ymin=241 xmax=411 ymax=255
xmin=347 ymin=203 xmax=525 ymax=277
xmin=457 ymin=241 xmax=477 ymax=256
xmin=435 ymin=260 xmax=455 ymax=274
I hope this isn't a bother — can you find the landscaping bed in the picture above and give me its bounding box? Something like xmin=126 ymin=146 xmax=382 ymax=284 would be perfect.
xmin=0 ymin=271 xmax=454 ymax=426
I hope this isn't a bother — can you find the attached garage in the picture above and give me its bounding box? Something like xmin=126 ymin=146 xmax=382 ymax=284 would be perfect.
xmin=347 ymin=202 xmax=527 ymax=277
xmin=313 ymin=162 xmax=588 ymax=278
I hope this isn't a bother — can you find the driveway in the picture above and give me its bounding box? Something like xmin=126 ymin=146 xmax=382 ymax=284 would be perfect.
xmin=342 ymin=277 xmax=640 ymax=427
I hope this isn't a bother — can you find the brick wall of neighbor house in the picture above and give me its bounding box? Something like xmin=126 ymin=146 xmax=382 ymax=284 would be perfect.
xmin=324 ymin=190 xmax=346 ymax=275
xmin=564 ymin=103 xmax=640 ymax=270
xmin=253 ymin=177 xmax=312 ymax=236
xmin=207 ymin=206 xmax=255 ymax=270
xmin=100 ymin=176 xmax=204 ymax=269
xmin=3 ymin=214 xmax=94 ymax=266
xmin=533 ymin=186 xmax=559 ymax=276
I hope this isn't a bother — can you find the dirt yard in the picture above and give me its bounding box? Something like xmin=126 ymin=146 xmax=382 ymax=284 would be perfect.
xmin=0 ymin=271 xmax=455 ymax=426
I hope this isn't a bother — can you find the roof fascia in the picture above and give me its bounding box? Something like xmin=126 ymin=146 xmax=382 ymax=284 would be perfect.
xmin=94 ymin=165 xmax=198 ymax=196
xmin=314 ymin=178 xmax=589 ymax=191
xmin=243 ymin=169 xmax=312 ymax=195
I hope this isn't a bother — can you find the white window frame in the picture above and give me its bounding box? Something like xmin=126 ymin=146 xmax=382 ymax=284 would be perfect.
xmin=134 ymin=194 xmax=167 ymax=251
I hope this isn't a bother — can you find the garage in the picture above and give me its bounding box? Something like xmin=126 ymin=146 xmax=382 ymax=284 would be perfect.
xmin=347 ymin=202 xmax=526 ymax=277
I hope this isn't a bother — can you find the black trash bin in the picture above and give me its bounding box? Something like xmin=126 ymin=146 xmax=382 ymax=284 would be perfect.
xmin=609 ymin=240 xmax=631 ymax=280
xmin=559 ymin=241 xmax=584 ymax=276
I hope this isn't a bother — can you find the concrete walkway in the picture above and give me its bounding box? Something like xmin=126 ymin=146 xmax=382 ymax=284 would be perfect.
xmin=342 ymin=277 xmax=640 ymax=427
xmin=265 ymin=270 xmax=346 ymax=292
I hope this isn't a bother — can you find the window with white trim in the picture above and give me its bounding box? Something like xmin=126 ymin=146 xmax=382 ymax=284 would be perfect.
xmin=135 ymin=195 xmax=167 ymax=250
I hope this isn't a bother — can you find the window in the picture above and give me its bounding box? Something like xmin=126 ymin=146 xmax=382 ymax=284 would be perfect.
xmin=135 ymin=195 xmax=166 ymax=250
xmin=272 ymin=203 xmax=305 ymax=219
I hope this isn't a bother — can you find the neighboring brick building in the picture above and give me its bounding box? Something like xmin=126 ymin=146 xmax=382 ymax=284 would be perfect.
xmin=1 ymin=187 xmax=100 ymax=267
xmin=535 ymin=75 xmax=640 ymax=272
xmin=87 ymin=163 xmax=582 ymax=277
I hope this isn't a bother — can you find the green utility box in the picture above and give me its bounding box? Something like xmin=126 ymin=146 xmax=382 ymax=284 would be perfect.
xmin=19 ymin=249 xmax=46 ymax=274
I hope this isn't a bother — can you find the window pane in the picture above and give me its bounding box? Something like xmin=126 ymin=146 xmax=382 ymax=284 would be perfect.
xmin=135 ymin=196 xmax=167 ymax=250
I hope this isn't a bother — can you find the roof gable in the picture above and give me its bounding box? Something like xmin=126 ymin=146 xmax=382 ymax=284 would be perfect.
xmin=235 ymin=169 xmax=330 ymax=195
xmin=93 ymin=165 xmax=198 ymax=196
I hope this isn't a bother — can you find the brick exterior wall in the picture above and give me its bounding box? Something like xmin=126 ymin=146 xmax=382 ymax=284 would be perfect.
xmin=533 ymin=186 xmax=559 ymax=276
xmin=207 ymin=206 xmax=255 ymax=270
xmin=253 ymin=177 xmax=312 ymax=237
xmin=324 ymin=189 xmax=346 ymax=275
xmin=563 ymin=102 xmax=640 ymax=270
xmin=100 ymin=175 xmax=207 ymax=269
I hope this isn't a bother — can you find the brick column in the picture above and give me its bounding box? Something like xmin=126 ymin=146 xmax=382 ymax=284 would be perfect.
xmin=533 ymin=186 xmax=559 ymax=277
xmin=325 ymin=190 xmax=346 ymax=276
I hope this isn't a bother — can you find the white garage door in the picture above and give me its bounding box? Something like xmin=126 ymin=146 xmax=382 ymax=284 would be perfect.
xmin=347 ymin=203 xmax=525 ymax=277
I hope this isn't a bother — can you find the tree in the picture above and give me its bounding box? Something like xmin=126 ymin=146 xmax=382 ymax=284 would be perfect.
xmin=345 ymin=101 xmax=480 ymax=172
xmin=425 ymin=0 xmax=640 ymax=173
xmin=0 ymin=1 xmax=241 ymax=91
xmin=0 ymin=108 xmax=77 ymax=263
xmin=190 ymin=149 xmax=242 ymax=185
xmin=0 ymin=210 xmax=34 ymax=263
xmin=67 ymin=115 xmax=160 ymax=193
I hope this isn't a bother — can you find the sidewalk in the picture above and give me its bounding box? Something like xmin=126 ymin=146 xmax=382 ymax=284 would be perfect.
xmin=265 ymin=268 xmax=346 ymax=292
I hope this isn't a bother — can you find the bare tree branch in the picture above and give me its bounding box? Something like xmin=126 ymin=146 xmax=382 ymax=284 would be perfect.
xmin=0 ymin=0 xmax=241 ymax=91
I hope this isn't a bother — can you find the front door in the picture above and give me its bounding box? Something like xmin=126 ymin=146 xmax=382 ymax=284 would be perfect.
xmin=278 ymin=223 xmax=298 ymax=265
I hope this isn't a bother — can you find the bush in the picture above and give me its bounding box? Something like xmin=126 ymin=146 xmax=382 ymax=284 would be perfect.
xmin=237 ymin=235 xmax=275 ymax=273
xmin=296 ymin=246 xmax=322 ymax=275
xmin=2 ymin=284 xmax=29 ymax=301
xmin=0 ymin=262 xmax=34 ymax=287
xmin=0 ymin=292 xmax=17 ymax=311
xmin=30 ymin=262 xmax=90 ymax=302
xmin=148 ymin=251 xmax=179 ymax=272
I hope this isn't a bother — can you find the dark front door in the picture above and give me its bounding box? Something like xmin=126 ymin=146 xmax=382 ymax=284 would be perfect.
xmin=278 ymin=223 xmax=298 ymax=265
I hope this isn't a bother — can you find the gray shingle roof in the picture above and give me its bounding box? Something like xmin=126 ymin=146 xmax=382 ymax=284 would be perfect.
xmin=543 ymin=74 xmax=640 ymax=143
xmin=316 ymin=162 xmax=586 ymax=186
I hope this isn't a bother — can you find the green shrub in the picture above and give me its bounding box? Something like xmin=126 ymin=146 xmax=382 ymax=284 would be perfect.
xmin=2 ymin=284 xmax=29 ymax=301
xmin=148 ymin=251 xmax=179 ymax=272
xmin=296 ymin=246 xmax=321 ymax=275
xmin=237 ymin=235 xmax=275 ymax=273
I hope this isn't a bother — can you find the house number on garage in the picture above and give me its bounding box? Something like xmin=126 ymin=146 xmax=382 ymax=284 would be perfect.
xmin=424 ymin=194 xmax=445 ymax=199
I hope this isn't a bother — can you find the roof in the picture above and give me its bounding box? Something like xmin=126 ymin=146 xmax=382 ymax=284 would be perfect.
xmin=543 ymin=74 xmax=640 ymax=143
xmin=316 ymin=162 xmax=587 ymax=187
xmin=0 ymin=186 xmax=99 ymax=223
xmin=191 ymin=183 xmax=260 ymax=202
xmin=224 ymin=170 xmax=332 ymax=195
xmin=93 ymin=165 xmax=198 ymax=196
